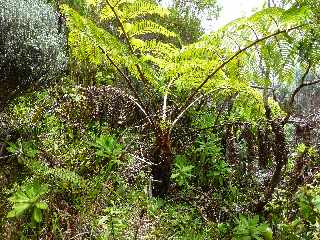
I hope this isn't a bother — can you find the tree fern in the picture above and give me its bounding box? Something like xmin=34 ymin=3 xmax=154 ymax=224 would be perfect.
xmin=61 ymin=0 xmax=320 ymax=196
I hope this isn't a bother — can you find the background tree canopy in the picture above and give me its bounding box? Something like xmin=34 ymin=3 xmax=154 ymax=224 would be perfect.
xmin=1 ymin=0 xmax=320 ymax=239
xmin=157 ymin=0 xmax=221 ymax=43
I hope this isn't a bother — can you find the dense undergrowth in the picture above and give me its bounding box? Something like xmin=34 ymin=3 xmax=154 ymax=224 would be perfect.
xmin=1 ymin=85 xmax=320 ymax=239
xmin=1 ymin=0 xmax=320 ymax=239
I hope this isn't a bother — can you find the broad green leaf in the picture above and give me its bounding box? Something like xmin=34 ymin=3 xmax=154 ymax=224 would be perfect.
xmin=25 ymin=183 xmax=48 ymax=200
xmin=32 ymin=207 xmax=43 ymax=223
xmin=263 ymin=227 xmax=273 ymax=240
xmin=35 ymin=202 xmax=48 ymax=210
xmin=9 ymin=192 xmax=30 ymax=203
xmin=7 ymin=203 xmax=31 ymax=218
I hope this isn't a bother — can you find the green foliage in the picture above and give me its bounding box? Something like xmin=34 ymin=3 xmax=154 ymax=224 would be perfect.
xmin=62 ymin=0 xmax=178 ymax=89
xmin=147 ymin=199 xmax=219 ymax=239
xmin=62 ymin=0 xmax=320 ymax=127
xmin=7 ymin=182 xmax=48 ymax=223
xmin=191 ymin=133 xmax=227 ymax=186
xmin=157 ymin=0 xmax=221 ymax=44
xmin=296 ymin=186 xmax=320 ymax=224
xmin=163 ymin=0 xmax=220 ymax=39
xmin=2 ymin=0 xmax=320 ymax=238
xmin=166 ymin=0 xmax=220 ymax=17
xmin=233 ymin=215 xmax=273 ymax=240
xmin=171 ymin=155 xmax=194 ymax=187
xmin=207 ymin=160 xmax=231 ymax=186
xmin=7 ymin=139 xmax=83 ymax=188
xmin=296 ymin=143 xmax=307 ymax=153
xmin=92 ymin=134 xmax=123 ymax=173
xmin=98 ymin=202 xmax=130 ymax=239
xmin=265 ymin=183 xmax=320 ymax=239
xmin=93 ymin=135 xmax=123 ymax=160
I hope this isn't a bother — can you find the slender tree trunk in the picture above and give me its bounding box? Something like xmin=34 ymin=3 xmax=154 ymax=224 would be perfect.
xmin=288 ymin=149 xmax=307 ymax=193
xmin=225 ymin=124 xmax=238 ymax=165
xmin=288 ymin=123 xmax=312 ymax=194
xmin=256 ymin=120 xmax=288 ymax=212
xmin=242 ymin=124 xmax=257 ymax=162
xmin=257 ymin=128 xmax=272 ymax=168
xmin=150 ymin=129 xmax=173 ymax=197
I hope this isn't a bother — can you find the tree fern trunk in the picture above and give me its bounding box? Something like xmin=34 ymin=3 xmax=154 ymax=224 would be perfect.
xmin=150 ymin=129 xmax=173 ymax=197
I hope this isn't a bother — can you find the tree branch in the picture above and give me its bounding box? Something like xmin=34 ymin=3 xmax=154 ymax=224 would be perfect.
xmin=283 ymin=64 xmax=314 ymax=123
xmin=170 ymin=86 xmax=226 ymax=132
xmin=250 ymin=85 xmax=273 ymax=90
xmin=162 ymin=80 xmax=174 ymax=121
xmin=97 ymin=45 xmax=155 ymax=126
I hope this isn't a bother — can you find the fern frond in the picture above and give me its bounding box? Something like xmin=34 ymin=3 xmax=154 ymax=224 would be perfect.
xmin=23 ymin=158 xmax=84 ymax=186
xmin=131 ymin=39 xmax=178 ymax=59
xmin=62 ymin=2 xmax=180 ymax=90
xmin=122 ymin=0 xmax=170 ymax=20
xmin=124 ymin=20 xmax=177 ymax=38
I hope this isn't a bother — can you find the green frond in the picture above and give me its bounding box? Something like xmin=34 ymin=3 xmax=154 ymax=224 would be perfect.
xmin=124 ymin=20 xmax=177 ymax=38
xmin=62 ymin=5 xmax=130 ymax=63
xmin=249 ymin=7 xmax=285 ymax=22
xmin=94 ymin=0 xmax=170 ymax=27
xmin=131 ymin=39 xmax=178 ymax=59
xmin=281 ymin=5 xmax=313 ymax=26
xmin=62 ymin=2 xmax=179 ymax=89
xmin=122 ymin=0 xmax=170 ymax=20
xmin=100 ymin=4 xmax=117 ymax=21
xmin=85 ymin=0 xmax=100 ymax=6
